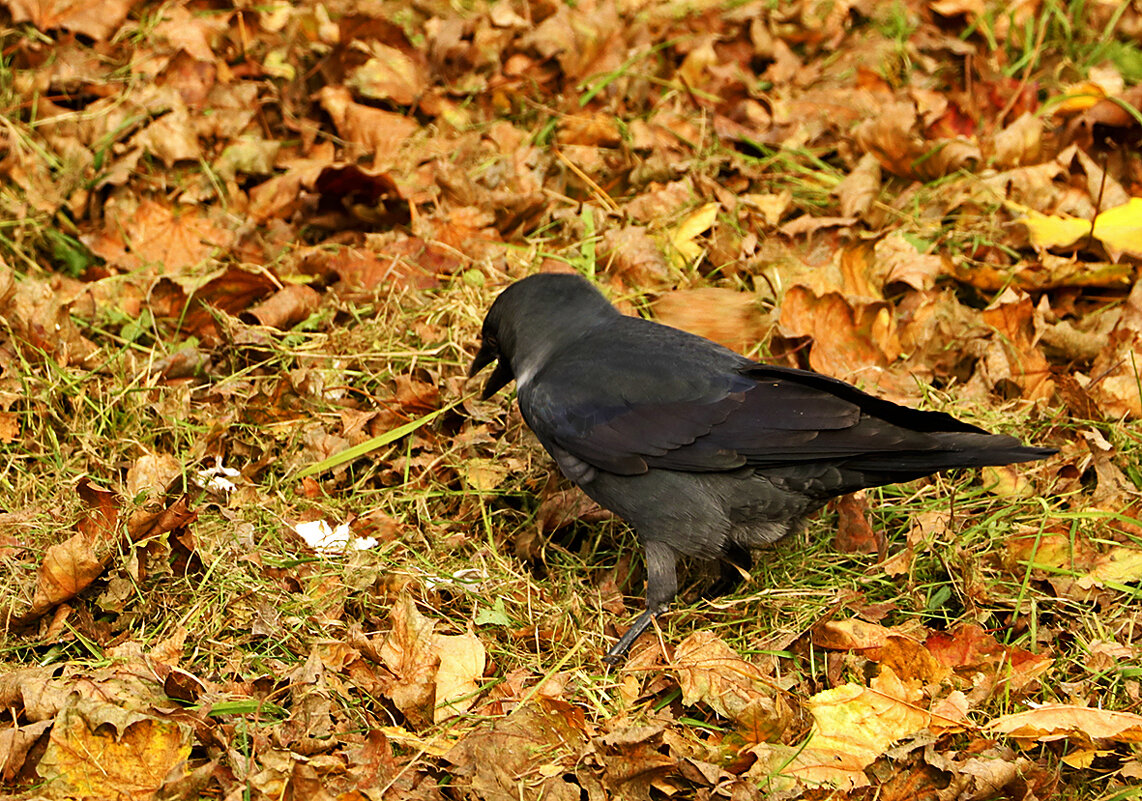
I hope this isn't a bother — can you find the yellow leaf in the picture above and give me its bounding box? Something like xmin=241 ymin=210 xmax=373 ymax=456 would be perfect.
xmin=1018 ymin=199 xmax=1142 ymax=257
xmin=1093 ymin=198 xmax=1142 ymax=258
xmin=1020 ymin=210 xmax=1090 ymax=250
xmin=1062 ymin=748 xmax=1110 ymax=769
xmin=1052 ymin=83 xmax=1106 ymax=114
xmin=751 ymin=666 xmax=931 ymax=789
xmin=37 ymin=701 xmax=192 ymax=798
xmin=1076 ymin=546 xmax=1142 ymax=589
xmin=670 ymin=202 xmax=720 ymax=266
xmin=464 ymin=458 xmax=509 ymax=493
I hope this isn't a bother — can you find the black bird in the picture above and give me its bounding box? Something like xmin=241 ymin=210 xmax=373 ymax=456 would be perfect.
xmin=470 ymin=273 xmax=1054 ymax=662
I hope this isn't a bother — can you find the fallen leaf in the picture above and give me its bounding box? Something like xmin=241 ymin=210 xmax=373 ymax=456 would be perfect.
xmin=36 ymin=697 xmax=192 ymax=799
xmin=1019 ymin=198 xmax=1142 ymax=258
xmin=348 ymin=44 xmax=428 ymax=107
xmin=986 ymin=704 xmax=1142 ymax=745
xmin=653 ymin=287 xmax=770 ymax=355
xmin=445 ymin=700 xmax=588 ymax=799
xmin=432 ymin=631 xmax=486 ymax=722
xmin=779 ymin=286 xmax=903 ymax=385
xmin=318 ymin=86 xmax=419 ymax=169
xmin=991 ymin=112 xmax=1042 ymax=167
xmin=670 ymin=202 xmax=720 ymax=268
xmin=378 ymin=594 xmax=439 ymax=729
xmin=600 ymin=226 xmax=671 ymax=285
xmin=1076 ymin=546 xmax=1142 ymax=589
xmin=752 ymin=666 xmax=933 ymax=789
xmin=5 ymin=0 xmax=134 ymax=41
xmin=833 ymin=491 xmax=882 ymax=555
xmin=925 ymin=624 xmax=1052 ymax=692
xmin=834 ymin=153 xmax=881 ymax=217
xmin=673 ymin=631 xmax=793 ymax=743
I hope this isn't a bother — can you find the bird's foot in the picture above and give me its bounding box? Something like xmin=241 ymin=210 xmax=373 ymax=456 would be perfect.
xmin=603 ymin=609 xmax=661 ymax=665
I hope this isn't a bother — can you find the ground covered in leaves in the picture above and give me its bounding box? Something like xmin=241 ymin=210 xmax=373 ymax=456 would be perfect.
xmin=1 ymin=0 xmax=1142 ymax=798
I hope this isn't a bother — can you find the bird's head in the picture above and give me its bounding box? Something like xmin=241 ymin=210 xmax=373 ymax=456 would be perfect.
xmin=469 ymin=272 xmax=617 ymax=399
xmin=469 ymin=325 xmax=514 ymax=399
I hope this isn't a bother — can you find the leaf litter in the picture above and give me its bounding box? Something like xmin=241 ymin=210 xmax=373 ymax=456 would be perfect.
xmin=0 ymin=0 xmax=1141 ymax=798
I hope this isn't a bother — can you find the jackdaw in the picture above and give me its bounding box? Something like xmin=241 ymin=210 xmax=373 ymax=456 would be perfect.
xmin=470 ymin=273 xmax=1055 ymax=662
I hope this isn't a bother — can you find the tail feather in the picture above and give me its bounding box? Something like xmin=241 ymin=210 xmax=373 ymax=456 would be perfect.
xmin=843 ymin=432 xmax=1056 ymax=478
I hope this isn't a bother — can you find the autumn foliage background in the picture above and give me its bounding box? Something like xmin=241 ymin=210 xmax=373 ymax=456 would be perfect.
xmin=1 ymin=0 xmax=1142 ymax=798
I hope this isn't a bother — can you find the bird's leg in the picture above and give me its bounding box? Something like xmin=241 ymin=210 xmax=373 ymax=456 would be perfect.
xmin=705 ymin=542 xmax=753 ymax=600
xmin=603 ymin=540 xmax=677 ymax=663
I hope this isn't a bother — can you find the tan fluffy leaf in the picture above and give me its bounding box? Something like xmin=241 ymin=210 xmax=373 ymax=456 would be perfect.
xmin=653 ymin=287 xmax=770 ymax=355
xmin=432 ymin=632 xmax=486 ymax=723
xmin=986 ymin=704 xmax=1142 ymax=744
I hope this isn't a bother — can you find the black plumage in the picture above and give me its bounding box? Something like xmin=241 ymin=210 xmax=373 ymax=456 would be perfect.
xmin=470 ymin=273 xmax=1055 ymax=662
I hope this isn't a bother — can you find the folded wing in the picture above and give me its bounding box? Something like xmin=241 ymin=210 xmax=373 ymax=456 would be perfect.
xmin=520 ymin=322 xmax=1041 ymax=477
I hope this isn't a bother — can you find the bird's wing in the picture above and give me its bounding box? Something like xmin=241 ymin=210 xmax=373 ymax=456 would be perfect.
xmin=519 ymin=324 xmax=980 ymax=476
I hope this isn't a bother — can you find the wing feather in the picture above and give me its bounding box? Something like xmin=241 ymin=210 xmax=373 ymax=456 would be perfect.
xmin=517 ymin=318 xmax=968 ymax=476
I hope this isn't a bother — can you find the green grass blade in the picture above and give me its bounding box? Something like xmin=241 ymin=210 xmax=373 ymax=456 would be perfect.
xmin=294 ymin=399 xmax=463 ymax=479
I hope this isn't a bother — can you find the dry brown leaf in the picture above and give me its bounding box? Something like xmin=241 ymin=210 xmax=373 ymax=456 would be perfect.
xmin=673 ymin=631 xmax=793 ymax=743
xmin=557 ymin=111 xmax=623 ymax=147
xmin=975 ymin=288 xmax=1055 ymax=402
xmin=378 ymin=594 xmax=439 ymax=729
xmin=5 ymin=0 xmax=135 ymax=41
xmin=131 ymin=101 xmax=202 ymax=166
xmin=833 ymin=491 xmax=882 ymax=555
xmin=0 ymin=719 xmax=53 ymax=783
xmin=316 ymin=241 xmax=447 ymax=290
xmin=813 ymin=618 xmax=895 ymax=651
xmin=536 ymin=483 xmax=609 ymax=534
xmin=152 ymin=4 xmax=225 ymax=61
xmin=740 ymin=191 xmax=792 ymax=227
xmin=445 ymin=700 xmax=589 ymax=799
xmin=431 ymin=631 xmax=486 ymax=723
xmin=991 ymin=111 xmax=1042 ymax=168
xmin=348 ymin=44 xmax=428 ymax=107
xmin=600 ymin=226 xmax=671 ymax=285
xmin=1082 ymin=426 xmax=1138 ymax=507
xmin=0 ymin=410 xmax=17 ymax=443
xmin=778 ymin=286 xmax=903 ymax=384
xmin=175 ymin=266 xmax=279 ymax=342
xmin=100 ymin=197 xmax=234 ymax=272
xmin=778 ymin=213 xmax=857 ymax=237
xmin=834 ymin=152 xmax=882 ymax=217
xmin=318 ymin=86 xmax=419 ymax=169
xmin=653 ymin=287 xmax=770 ymax=355
xmin=872 ymin=233 xmax=945 ymax=292
xmin=243 ymin=283 xmax=322 ymax=330
xmin=125 ymin=453 xmax=182 ymax=499
xmin=520 ymin=2 xmax=622 ymax=80
xmin=0 ymin=266 xmax=98 ymax=367
xmin=986 ymin=704 xmax=1142 ymax=745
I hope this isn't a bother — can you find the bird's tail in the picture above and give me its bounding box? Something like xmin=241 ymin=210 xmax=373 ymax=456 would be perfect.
xmin=841 ymin=432 xmax=1055 ymax=483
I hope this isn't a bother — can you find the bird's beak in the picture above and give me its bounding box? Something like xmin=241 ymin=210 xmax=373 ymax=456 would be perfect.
xmin=469 ymin=340 xmax=514 ymax=399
